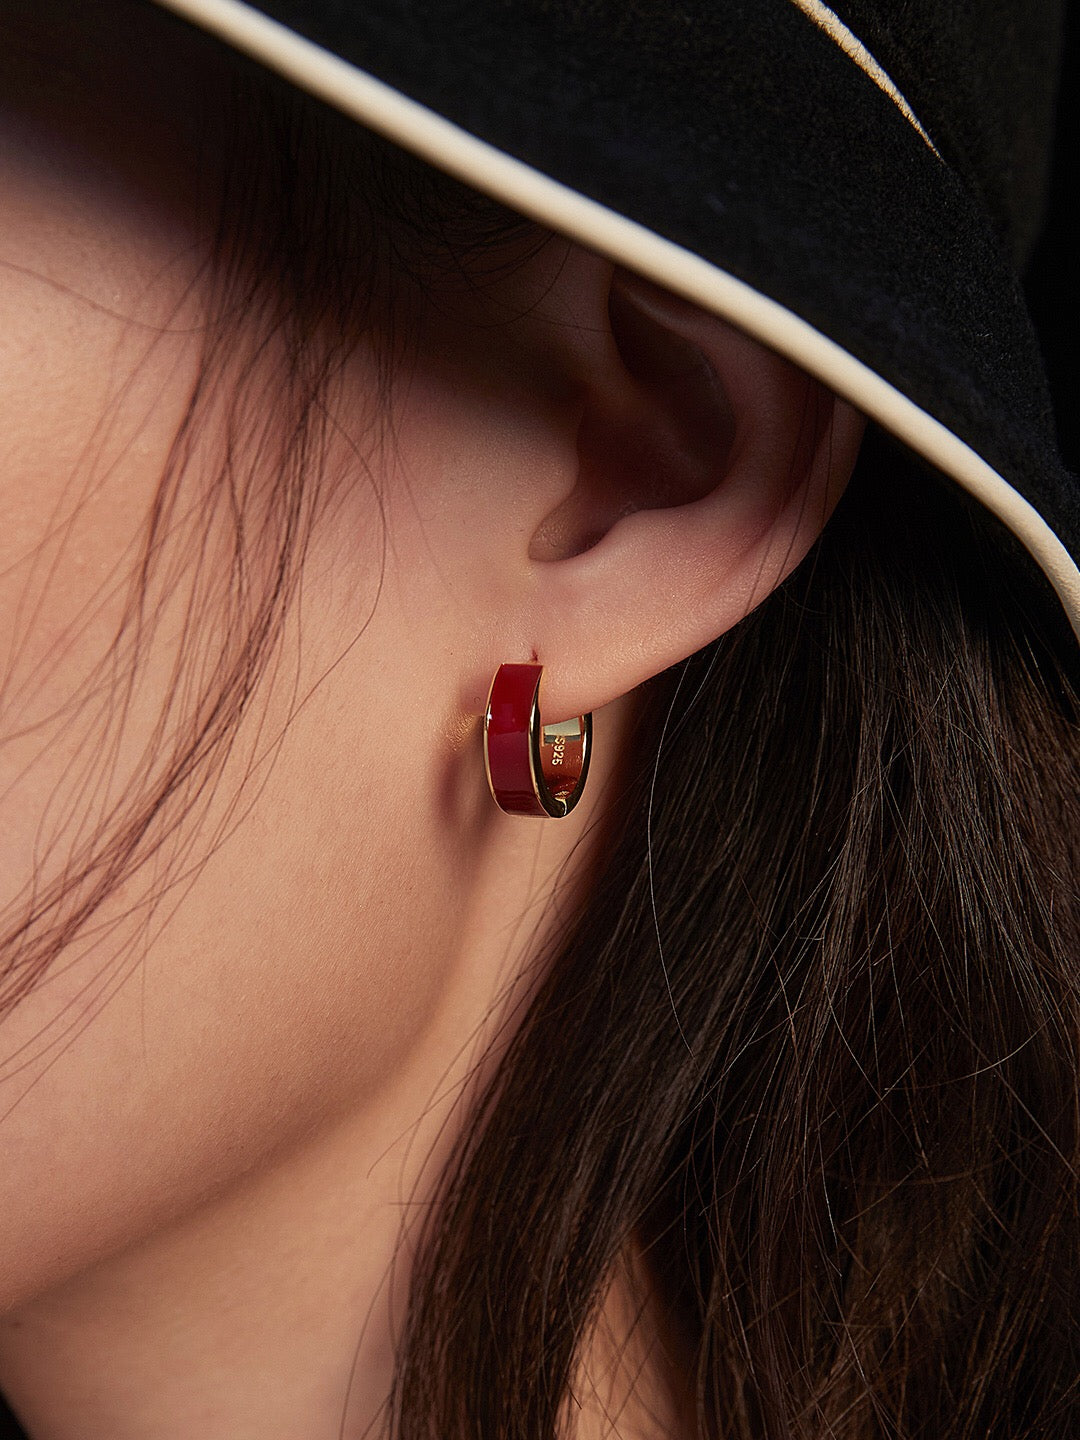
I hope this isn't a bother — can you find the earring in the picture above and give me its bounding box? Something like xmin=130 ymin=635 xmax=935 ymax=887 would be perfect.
xmin=484 ymin=662 xmax=592 ymax=817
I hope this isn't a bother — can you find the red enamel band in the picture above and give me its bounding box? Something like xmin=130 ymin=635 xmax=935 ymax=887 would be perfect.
xmin=484 ymin=663 xmax=592 ymax=818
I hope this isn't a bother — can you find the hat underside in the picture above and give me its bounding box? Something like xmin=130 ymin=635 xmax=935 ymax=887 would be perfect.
xmin=154 ymin=0 xmax=1080 ymax=643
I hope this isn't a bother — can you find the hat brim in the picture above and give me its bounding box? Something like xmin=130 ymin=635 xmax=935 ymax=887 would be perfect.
xmin=153 ymin=0 xmax=1080 ymax=642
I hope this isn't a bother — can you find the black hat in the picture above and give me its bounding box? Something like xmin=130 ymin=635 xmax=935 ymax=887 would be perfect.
xmin=151 ymin=0 xmax=1080 ymax=645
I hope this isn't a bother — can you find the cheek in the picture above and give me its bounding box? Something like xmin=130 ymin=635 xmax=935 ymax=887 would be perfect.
xmin=0 ymin=53 xmax=476 ymax=1315
xmin=0 ymin=128 xmax=209 ymax=927
xmin=0 ymin=612 xmax=473 ymax=1311
xmin=0 ymin=95 xmax=488 ymax=1318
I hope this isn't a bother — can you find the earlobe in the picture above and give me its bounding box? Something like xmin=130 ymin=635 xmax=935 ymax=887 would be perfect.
xmin=522 ymin=266 xmax=866 ymax=722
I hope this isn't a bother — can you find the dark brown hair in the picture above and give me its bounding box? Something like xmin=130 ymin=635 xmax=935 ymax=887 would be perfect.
xmin=2 ymin=9 xmax=1079 ymax=1438
xmin=392 ymin=433 xmax=1080 ymax=1437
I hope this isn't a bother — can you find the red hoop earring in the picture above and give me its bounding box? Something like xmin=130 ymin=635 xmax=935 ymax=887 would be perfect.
xmin=484 ymin=663 xmax=592 ymax=818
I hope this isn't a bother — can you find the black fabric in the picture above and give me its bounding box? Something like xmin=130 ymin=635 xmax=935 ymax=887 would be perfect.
xmin=1026 ymin=0 xmax=1080 ymax=472
xmin=235 ymin=0 xmax=1079 ymax=571
xmin=831 ymin=0 xmax=1066 ymax=267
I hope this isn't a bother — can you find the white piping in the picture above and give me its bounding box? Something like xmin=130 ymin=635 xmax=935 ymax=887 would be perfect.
xmin=786 ymin=0 xmax=939 ymax=156
xmin=152 ymin=0 xmax=1080 ymax=642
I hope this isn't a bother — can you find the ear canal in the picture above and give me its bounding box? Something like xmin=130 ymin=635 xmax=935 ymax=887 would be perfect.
xmin=528 ymin=271 xmax=738 ymax=563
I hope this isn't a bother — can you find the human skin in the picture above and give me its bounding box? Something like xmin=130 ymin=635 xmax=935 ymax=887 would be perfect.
xmin=0 ymin=6 xmax=864 ymax=1437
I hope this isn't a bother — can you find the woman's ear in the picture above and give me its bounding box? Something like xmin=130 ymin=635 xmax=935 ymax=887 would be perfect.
xmin=374 ymin=241 xmax=865 ymax=725
xmin=510 ymin=263 xmax=865 ymax=721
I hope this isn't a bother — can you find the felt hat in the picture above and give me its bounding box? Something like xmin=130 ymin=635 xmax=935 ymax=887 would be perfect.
xmin=150 ymin=0 xmax=1080 ymax=644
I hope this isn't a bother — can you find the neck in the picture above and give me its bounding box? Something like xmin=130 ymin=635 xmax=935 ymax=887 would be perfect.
xmin=0 ymin=1010 xmax=480 ymax=1439
xmin=0 ymin=693 xmax=685 ymax=1440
